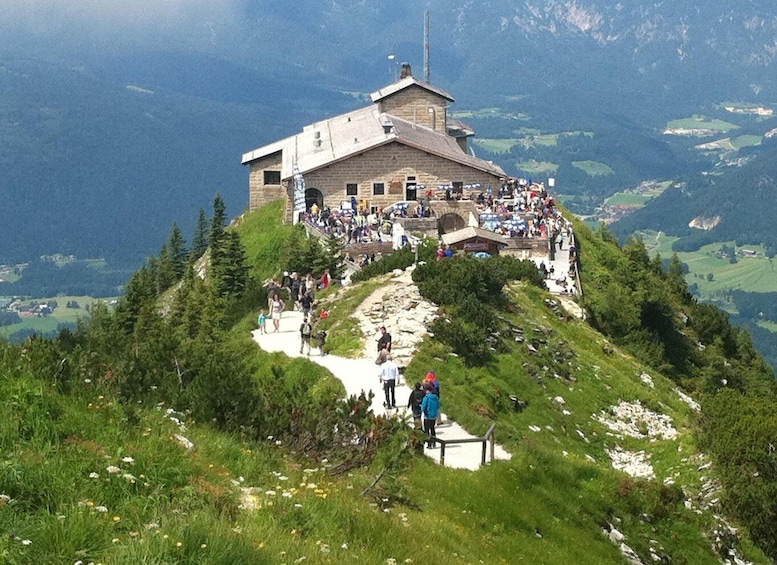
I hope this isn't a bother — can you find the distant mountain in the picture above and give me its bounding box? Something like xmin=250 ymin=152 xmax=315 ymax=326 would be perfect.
xmin=4 ymin=1 xmax=777 ymax=265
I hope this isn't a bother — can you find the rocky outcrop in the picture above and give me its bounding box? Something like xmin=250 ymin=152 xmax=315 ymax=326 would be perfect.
xmin=352 ymin=267 xmax=438 ymax=368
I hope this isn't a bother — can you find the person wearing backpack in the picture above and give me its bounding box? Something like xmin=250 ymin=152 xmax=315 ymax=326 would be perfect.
xmin=299 ymin=316 xmax=313 ymax=355
xmin=408 ymin=382 xmax=425 ymax=429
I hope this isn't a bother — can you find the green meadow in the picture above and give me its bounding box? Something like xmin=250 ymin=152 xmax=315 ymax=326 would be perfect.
xmin=572 ymin=160 xmax=614 ymax=176
xmin=666 ymin=115 xmax=739 ymax=133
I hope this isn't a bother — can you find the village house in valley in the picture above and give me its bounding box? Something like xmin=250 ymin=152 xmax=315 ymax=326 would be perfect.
xmin=242 ymin=64 xmax=506 ymax=227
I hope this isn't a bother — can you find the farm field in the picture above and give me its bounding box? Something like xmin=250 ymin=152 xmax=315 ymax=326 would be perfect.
xmin=665 ymin=115 xmax=739 ymax=133
xmin=572 ymin=160 xmax=614 ymax=176
xmin=640 ymin=231 xmax=777 ymax=297
xmin=0 ymin=295 xmax=114 ymax=339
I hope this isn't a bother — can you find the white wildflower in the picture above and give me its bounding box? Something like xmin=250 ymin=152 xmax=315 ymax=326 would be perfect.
xmin=88 ymin=472 xmax=99 ymax=479
xmin=21 ymin=539 xmax=32 ymax=545
xmin=106 ymin=466 xmax=121 ymax=474
xmin=121 ymin=456 xmax=135 ymax=464
xmin=94 ymin=505 xmax=108 ymax=513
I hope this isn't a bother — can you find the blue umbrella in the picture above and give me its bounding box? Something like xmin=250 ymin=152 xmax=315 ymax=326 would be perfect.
xmin=474 ymin=251 xmax=492 ymax=259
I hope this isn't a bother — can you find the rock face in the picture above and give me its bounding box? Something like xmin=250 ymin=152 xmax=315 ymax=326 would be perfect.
xmin=352 ymin=268 xmax=438 ymax=368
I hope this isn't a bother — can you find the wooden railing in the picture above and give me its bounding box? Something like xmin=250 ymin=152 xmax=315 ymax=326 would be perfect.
xmin=431 ymin=422 xmax=497 ymax=467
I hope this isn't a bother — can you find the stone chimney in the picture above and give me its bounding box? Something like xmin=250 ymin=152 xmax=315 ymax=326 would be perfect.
xmin=400 ymin=63 xmax=412 ymax=79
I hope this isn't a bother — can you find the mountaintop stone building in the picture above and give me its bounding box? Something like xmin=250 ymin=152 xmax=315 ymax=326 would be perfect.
xmin=242 ymin=64 xmax=506 ymax=226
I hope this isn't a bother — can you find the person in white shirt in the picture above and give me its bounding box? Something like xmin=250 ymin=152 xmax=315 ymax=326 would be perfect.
xmin=379 ymin=354 xmax=399 ymax=409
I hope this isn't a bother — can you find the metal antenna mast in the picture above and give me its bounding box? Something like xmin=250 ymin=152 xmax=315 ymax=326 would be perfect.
xmin=424 ymin=11 xmax=430 ymax=82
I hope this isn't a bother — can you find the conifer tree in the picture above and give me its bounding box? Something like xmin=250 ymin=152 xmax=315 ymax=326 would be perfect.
xmin=190 ymin=208 xmax=210 ymax=261
xmin=166 ymin=222 xmax=187 ymax=280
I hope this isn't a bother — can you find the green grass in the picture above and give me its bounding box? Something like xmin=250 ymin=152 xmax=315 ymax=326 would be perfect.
xmin=472 ymin=138 xmax=521 ymax=153
xmin=314 ymin=277 xmax=385 ymax=357
xmin=516 ymin=160 xmax=559 ymax=174
xmin=641 ymin=232 xmax=777 ymax=297
xmin=604 ymin=193 xmax=651 ymax=207
xmin=731 ymin=134 xmax=763 ymax=149
xmin=572 ymin=160 xmax=615 ymax=176
xmin=0 ymin=296 xmax=113 ymax=339
xmin=234 ymin=199 xmax=295 ymax=282
xmin=666 ymin=115 xmax=739 ymax=133
xmin=756 ymin=320 xmax=777 ymax=333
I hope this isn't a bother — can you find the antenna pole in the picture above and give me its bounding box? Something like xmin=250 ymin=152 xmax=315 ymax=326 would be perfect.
xmin=424 ymin=11 xmax=430 ymax=82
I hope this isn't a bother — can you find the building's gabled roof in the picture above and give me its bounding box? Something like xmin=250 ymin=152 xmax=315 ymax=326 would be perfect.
xmin=370 ymin=76 xmax=454 ymax=103
xmin=441 ymin=226 xmax=509 ymax=247
xmin=241 ymin=84 xmax=505 ymax=179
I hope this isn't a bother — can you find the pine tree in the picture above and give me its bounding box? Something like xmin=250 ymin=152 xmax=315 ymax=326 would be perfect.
xmin=190 ymin=208 xmax=210 ymax=261
xmin=167 ymin=222 xmax=187 ymax=280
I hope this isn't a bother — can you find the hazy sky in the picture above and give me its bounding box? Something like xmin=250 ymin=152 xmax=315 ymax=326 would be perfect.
xmin=0 ymin=0 xmax=247 ymax=50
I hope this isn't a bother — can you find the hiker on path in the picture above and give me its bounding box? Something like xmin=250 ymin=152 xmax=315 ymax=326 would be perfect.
xmin=299 ymin=315 xmax=313 ymax=355
xmin=377 ymin=326 xmax=392 ymax=353
xmin=299 ymin=291 xmax=314 ymax=320
xmin=379 ymin=354 xmax=399 ymax=408
xmin=257 ymin=310 xmax=268 ymax=334
xmin=408 ymin=382 xmax=425 ymax=429
xmin=421 ymin=384 xmax=440 ymax=448
xmin=270 ymin=294 xmax=284 ymax=332
xmin=424 ymin=371 xmax=442 ymax=425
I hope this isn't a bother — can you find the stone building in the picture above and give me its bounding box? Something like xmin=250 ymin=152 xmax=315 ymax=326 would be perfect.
xmin=242 ymin=65 xmax=506 ymax=225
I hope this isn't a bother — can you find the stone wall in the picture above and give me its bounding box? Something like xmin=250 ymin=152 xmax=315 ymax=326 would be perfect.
xmin=302 ymin=142 xmax=502 ymax=217
xmin=248 ymin=151 xmax=284 ymax=212
xmin=378 ymin=86 xmax=448 ymax=133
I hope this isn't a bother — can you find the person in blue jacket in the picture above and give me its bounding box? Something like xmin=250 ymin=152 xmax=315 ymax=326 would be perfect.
xmin=421 ymin=384 xmax=440 ymax=448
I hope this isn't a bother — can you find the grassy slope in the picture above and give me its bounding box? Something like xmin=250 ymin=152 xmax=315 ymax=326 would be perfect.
xmin=0 ymin=203 xmax=769 ymax=563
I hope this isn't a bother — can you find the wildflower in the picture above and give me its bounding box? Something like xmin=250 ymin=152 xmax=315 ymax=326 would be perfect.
xmin=201 ymin=544 xmax=207 ymax=549
xmin=386 ymin=559 xmax=396 ymax=565
xmin=21 ymin=539 xmax=32 ymax=545
xmin=106 ymin=466 xmax=121 ymax=474
xmin=176 ymin=542 xmax=183 ymax=547
xmin=265 ymin=490 xmax=276 ymax=496
xmin=113 ymin=516 xmax=121 ymax=522
xmin=163 ymin=535 xmax=169 ymax=539
xmin=112 ymin=538 xmax=119 ymax=544
xmin=341 ymin=543 xmax=348 ymax=549
xmin=121 ymin=456 xmax=135 ymax=465
xmin=122 ymin=473 xmax=137 ymax=483
xmin=145 ymin=522 xmax=159 ymax=530
xmin=278 ymin=475 xmax=288 ymax=481
xmin=290 ymin=529 xmax=298 ymax=535
xmin=320 ymin=544 xmax=331 ymax=554
xmin=84 ymin=379 xmax=91 ymax=383
xmin=275 ymin=440 xmax=282 ymax=446
xmin=129 ymin=532 xmax=139 ymax=538
xmin=95 ymin=506 xmax=108 ymax=513
xmin=294 ymin=503 xmax=303 ymax=508
xmin=0 ymin=494 xmax=11 ymax=504
xmin=88 ymin=472 xmax=99 ymax=479
xmin=282 ymin=492 xmax=292 ymax=498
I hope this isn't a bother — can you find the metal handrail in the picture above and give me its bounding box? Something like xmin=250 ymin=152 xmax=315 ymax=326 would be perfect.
xmin=429 ymin=422 xmax=497 ymax=467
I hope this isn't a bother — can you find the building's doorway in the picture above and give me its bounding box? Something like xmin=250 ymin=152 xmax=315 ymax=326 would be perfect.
xmin=438 ymin=213 xmax=466 ymax=234
xmin=405 ymin=182 xmax=417 ymax=201
xmin=305 ymin=188 xmax=324 ymax=211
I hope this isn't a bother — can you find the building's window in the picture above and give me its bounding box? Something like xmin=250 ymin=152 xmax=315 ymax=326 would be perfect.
xmin=346 ymin=183 xmax=358 ymax=196
xmin=263 ymin=170 xmax=281 ymax=184
xmin=373 ymin=182 xmax=385 ymax=196
xmin=407 ymin=176 xmax=416 ymax=182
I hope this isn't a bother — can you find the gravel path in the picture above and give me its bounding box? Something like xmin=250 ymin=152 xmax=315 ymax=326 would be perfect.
xmin=252 ymin=275 xmax=511 ymax=470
